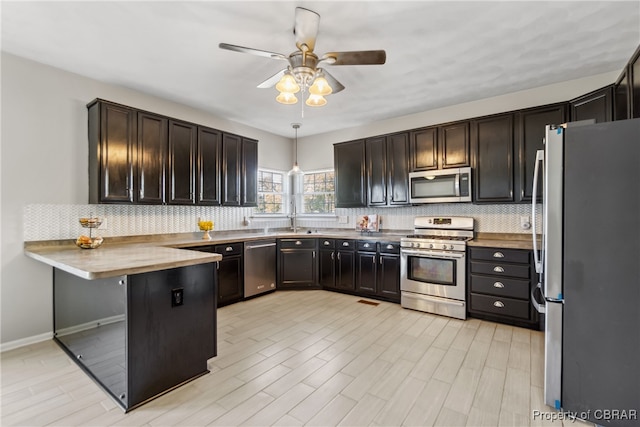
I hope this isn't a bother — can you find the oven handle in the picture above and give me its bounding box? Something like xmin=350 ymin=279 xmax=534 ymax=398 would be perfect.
xmin=401 ymin=249 xmax=465 ymax=259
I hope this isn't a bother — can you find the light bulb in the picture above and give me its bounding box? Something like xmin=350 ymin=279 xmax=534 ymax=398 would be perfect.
xmin=276 ymin=92 xmax=298 ymax=105
xmin=309 ymin=76 xmax=332 ymax=96
xmin=306 ymin=94 xmax=327 ymax=107
xmin=275 ymin=74 xmax=300 ymax=94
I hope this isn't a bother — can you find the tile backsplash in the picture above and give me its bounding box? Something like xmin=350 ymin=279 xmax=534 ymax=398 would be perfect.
xmin=24 ymin=203 xmax=539 ymax=241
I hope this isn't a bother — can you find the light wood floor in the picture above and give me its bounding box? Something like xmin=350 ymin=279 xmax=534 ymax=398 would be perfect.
xmin=1 ymin=290 xmax=590 ymax=426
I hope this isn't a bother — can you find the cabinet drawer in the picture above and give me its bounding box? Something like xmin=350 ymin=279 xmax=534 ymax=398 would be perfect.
xmin=279 ymin=239 xmax=316 ymax=249
xmin=469 ymin=247 xmax=529 ymax=264
xmin=470 ymin=261 xmax=530 ymax=279
xmin=469 ymin=274 xmax=530 ymax=300
xmin=336 ymin=239 xmax=355 ymax=250
xmin=379 ymin=242 xmax=400 ymax=254
xmin=470 ymin=293 xmax=530 ymax=320
xmin=319 ymin=239 xmax=335 ymax=249
xmin=357 ymin=241 xmax=377 ymax=252
xmin=215 ymin=242 xmax=243 ymax=255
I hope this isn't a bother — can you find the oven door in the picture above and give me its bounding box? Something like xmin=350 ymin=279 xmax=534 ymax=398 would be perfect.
xmin=400 ymin=248 xmax=466 ymax=301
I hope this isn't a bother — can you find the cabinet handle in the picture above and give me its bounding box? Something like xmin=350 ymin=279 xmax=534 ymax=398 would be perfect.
xmin=493 ymin=266 xmax=505 ymax=273
xmin=295 ymin=240 xmax=302 ymax=246
xmin=342 ymin=242 xmax=349 ymax=247
xmin=364 ymin=243 xmax=370 ymax=248
xmin=493 ymin=281 xmax=505 ymax=288
xmin=372 ymin=255 xmax=375 ymax=265
xmin=225 ymin=246 xmax=233 ymax=252
xmin=386 ymin=244 xmax=394 ymax=250
xmin=313 ymin=251 xmax=316 ymax=259
xmin=379 ymin=256 xmax=383 ymax=265
xmin=493 ymin=251 xmax=505 ymax=258
xmin=337 ymin=252 xmax=341 ymax=261
xmin=118 ymin=280 xmax=125 ymax=286
xmin=324 ymin=241 xmax=330 ymax=246
xmin=331 ymin=252 xmax=334 ymax=260
xmin=493 ymin=301 xmax=505 ymax=308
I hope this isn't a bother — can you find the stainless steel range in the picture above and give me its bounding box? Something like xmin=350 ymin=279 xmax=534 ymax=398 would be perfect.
xmin=400 ymin=216 xmax=474 ymax=320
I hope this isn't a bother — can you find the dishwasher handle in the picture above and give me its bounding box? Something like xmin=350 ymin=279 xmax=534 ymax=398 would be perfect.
xmin=245 ymin=242 xmax=276 ymax=250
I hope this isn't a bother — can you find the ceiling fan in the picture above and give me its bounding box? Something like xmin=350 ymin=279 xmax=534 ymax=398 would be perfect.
xmin=219 ymin=7 xmax=386 ymax=107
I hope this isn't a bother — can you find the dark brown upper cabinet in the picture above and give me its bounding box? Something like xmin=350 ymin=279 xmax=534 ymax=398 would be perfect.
xmin=439 ymin=121 xmax=470 ymax=168
xmin=88 ymin=100 xmax=136 ymax=204
xmin=167 ymin=120 xmax=196 ymax=205
xmin=365 ymin=132 xmax=410 ymax=207
xmin=241 ymin=138 xmax=258 ymax=207
xmin=409 ymin=127 xmax=438 ymax=171
xmin=334 ymin=140 xmax=366 ymax=208
xmin=221 ymin=133 xmax=242 ymax=206
xmin=472 ymin=113 xmax=515 ymax=203
xmin=136 ymin=111 xmax=167 ymax=204
xmin=197 ymin=126 xmax=221 ymax=205
xmin=569 ymin=85 xmax=613 ymax=123
xmin=516 ymin=103 xmax=567 ymax=203
xmin=88 ymin=99 xmax=257 ymax=206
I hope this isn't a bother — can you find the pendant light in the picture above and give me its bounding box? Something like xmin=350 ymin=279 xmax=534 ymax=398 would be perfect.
xmin=288 ymin=123 xmax=304 ymax=176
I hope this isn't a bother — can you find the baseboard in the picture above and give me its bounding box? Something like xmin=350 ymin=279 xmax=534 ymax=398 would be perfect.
xmin=55 ymin=314 xmax=125 ymax=337
xmin=1 ymin=332 xmax=53 ymax=353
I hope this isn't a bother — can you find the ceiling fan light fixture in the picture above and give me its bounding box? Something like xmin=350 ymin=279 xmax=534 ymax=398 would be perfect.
xmin=309 ymin=75 xmax=332 ymax=96
xmin=306 ymin=94 xmax=327 ymax=107
xmin=276 ymin=91 xmax=298 ymax=105
xmin=275 ymin=73 xmax=300 ymax=94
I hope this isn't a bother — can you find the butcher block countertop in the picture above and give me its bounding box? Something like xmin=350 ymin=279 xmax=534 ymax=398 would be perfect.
xmin=24 ymin=229 xmax=406 ymax=280
xmin=469 ymin=232 xmax=538 ymax=250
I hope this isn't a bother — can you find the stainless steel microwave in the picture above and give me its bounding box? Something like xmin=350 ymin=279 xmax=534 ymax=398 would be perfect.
xmin=409 ymin=167 xmax=472 ymax=203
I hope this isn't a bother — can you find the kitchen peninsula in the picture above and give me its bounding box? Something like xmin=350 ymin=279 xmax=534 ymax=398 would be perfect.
xmin=24 ymin=239 xmax=222 ymax=412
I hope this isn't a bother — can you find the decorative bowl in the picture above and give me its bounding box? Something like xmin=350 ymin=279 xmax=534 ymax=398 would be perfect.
xmin=75 ymin=236 xmax=104 ymax=249
xmin=79 ymin=217 xmax=102 ymax=228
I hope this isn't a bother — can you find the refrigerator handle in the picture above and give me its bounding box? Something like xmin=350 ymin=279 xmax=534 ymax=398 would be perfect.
xmin=531 ymin=149 xmax=544 ymax=274
xmin=531 ymin=282 xmax=546 ymax=314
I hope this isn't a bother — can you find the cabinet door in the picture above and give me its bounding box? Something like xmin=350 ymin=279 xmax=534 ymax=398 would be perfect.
xmin=218 ymin=256 xmax=243 ymax=306
xmin=365 ymin=136 xmax=387 ymax=206
xmin=472 ymin=114 xmax=514 ymax=203
xmin=336 ymin=250 xmax=355 ymax=290
xmin=241 ymin=138 xmax=258 ymax=207
xmin=197 ymin=126 xmax=221 ymax=205
xmin=137 ymin=112 xmax=167 ymax=204
xmin=279 ymin=249 xmax=317 ymax=287
xmin=356 ymin=252 xmax=377 ymax=294
xmin=167 ymin=120 xmax=196 ymax=205
xmin=409 ymin=127 xmax=438 ymax=171
xmin=222 ymin=133 xmax=242 ymax=206
xmin=319 ymin=249 xmax=336 ymax=288
xmin=569 ymin=85 xmax=613 ymax=123
xmin=378 ymin=254 xmax=400 ymax=302
xmin=334 ymin=140 xmax=366 ymax=208
xmin=614 ymin=70 xmax=630 ymax=121
xmin=516 ymin=104 xmax=567 ymax=203
xmin=439 ymin=121 xmax=470 ymax=168
xmin=386 ymin=132 xmax=410 ymax=205
xmin=90 ymin=101 xmax=136 ymax=203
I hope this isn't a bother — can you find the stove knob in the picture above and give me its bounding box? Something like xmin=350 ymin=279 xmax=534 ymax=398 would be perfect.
xmin=442 ymin=244 xmax=447 ymax=250
xmin=429 ymin=244 xmax=434 ymax=249
xmin=450 ymin=245 xmax=455 ymax=250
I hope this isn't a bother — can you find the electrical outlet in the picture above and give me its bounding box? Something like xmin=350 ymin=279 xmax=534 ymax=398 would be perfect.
xmin=171 ymin=288 xmax=184 ymax=307
xmin=520 ymin=215 xmax=531 ymax=230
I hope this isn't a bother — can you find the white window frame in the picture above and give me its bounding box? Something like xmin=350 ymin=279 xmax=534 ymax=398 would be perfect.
xmin=254 ymin=168 xmax=289 ymax=216
xmin=299 ymin=168 xmax=336 ymax=216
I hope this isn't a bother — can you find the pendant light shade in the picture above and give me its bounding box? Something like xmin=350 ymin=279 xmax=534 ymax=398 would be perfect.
xmin=288 ymin=123 xmax=304 ymax=176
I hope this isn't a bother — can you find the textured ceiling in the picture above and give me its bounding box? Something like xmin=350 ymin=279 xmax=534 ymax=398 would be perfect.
xmin=2 ymin=1 xmax=639 ymax=137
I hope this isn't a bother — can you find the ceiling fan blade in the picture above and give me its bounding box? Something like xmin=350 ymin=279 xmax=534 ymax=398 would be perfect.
xmin=294 ymin=7 xmax=320 ymax=52
xmin=320 ymin=69 xmax=345 ymax=94
xmin=321 ymin=50 xmax=387 ymax=66
xmin=219 ymin=43 xmax=287 ymax=61
xmin=257 ymin=69 xmax=287 ymax=88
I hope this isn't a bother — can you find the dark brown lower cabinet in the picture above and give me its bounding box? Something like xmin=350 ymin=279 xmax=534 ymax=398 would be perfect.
xmin=355 ymin=241 xmax=400 ymax=303
xmin=278 ymin=239 xmax=318 ymax=289
xmin=187 ymin=243 xmax=243 ymax=306
xmin=53 ymin=263 xmax=216 ymax=412
xmin=467 ymin=246 xmax=540 ymax=330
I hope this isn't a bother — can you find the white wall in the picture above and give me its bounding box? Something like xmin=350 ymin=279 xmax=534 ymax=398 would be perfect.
xmin=296 ymin=71 xmax=620 ymax=170
xmin=0 ymin=51 xmax=623 ymax=348
xmin=0 ymin=53 xmax=291 ymax=347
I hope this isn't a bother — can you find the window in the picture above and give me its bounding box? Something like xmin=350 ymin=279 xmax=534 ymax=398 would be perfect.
xmin=255 ymin=170 xmax=285 ymax=214
xmin=302 ymin=170 xmax=335 ymax=214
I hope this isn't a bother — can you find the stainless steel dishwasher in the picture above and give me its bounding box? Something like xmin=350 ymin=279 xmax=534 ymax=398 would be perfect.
xmin=243 ymin=239 xmax=277 ymax=298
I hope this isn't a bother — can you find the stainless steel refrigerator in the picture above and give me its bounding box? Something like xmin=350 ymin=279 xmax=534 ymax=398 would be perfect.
xmin=531 ymin=118 xmax=640 ymax=426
